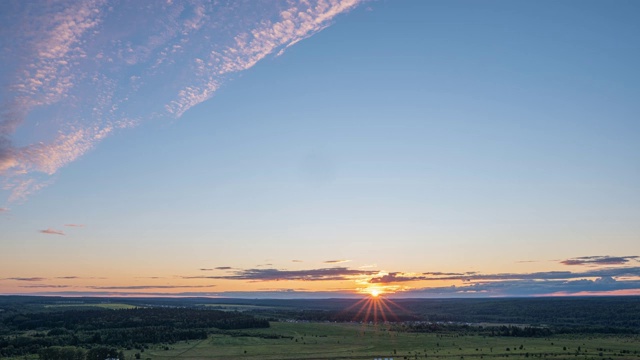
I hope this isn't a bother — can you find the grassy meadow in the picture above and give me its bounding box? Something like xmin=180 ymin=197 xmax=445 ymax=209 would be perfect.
xmin=127 ymin=322 xmax=639 ymax=360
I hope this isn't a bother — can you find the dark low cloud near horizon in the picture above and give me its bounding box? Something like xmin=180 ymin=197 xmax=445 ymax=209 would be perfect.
xmin=23 ymin=277 xmax=640 ymax=299
xmin=401 ymin=277 xmax=640 ymax=298
xmin=19 ymin=284 xmax=215 ymax=290
xmin=23 ymin=291 xmax=226 ymax=297
xmin=183 ymin=267 xmax=378 ymax=282
xmin=560 ymin=255 xmax=640 ymax=266
xmin=24 ymin=290 xmax=363 ymax=299
xmin=370 ymin=267 xmax=640 ymax=284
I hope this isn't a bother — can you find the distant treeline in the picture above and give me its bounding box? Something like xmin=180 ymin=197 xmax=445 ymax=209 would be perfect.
xmin=394 ymin=323 xmax=553 ymax=337
xmin=2 ymin=295 xmax=639 ymax=330
xmin=0 ymin=307 xmax=268 ymax=357
xmin=232 ymin=297 xmax=640 ymax=331
xmin=394 ymin=323 xmax=637 ymax=337
xmin=5 ymin=307 xmax=268 ymax=331
xmin=398 ymin=297 xmax=640 ymax=329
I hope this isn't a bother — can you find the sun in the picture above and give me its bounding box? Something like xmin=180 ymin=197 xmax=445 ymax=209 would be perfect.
xmin=369 ymin=289 xmax=381 ymax=298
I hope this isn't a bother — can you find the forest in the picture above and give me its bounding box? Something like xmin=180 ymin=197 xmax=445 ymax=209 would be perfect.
xmin=0 ymin=305 xmax=268 ymax=358
xmin=0 ymin=296 xmax=638 ymax=359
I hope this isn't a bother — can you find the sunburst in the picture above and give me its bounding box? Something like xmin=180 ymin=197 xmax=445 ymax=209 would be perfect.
xmin=342 ymin=290 xmax=410 ymax=325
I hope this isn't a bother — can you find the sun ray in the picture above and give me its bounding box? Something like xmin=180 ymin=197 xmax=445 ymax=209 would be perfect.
xmin=375 ymin=298 xmax=387 ymax=323
xmin=378 ymin=297 xmax=399 ymax=322
xmin=363 ymin=298 xmax=374 ymax=323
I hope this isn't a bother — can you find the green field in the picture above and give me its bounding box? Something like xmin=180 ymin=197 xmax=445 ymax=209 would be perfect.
xmin=127 ymin=322 xmax=640 ymax=360
xmin=199 ymin=303 xmax=280 ymax=311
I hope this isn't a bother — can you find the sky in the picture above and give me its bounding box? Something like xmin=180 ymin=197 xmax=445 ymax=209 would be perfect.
xmin=1 ymin=0 xmax=639 ymax=299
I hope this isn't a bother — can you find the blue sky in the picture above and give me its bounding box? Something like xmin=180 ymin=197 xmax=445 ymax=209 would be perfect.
xmin=1 ymin=0 xmax=639 ymax=298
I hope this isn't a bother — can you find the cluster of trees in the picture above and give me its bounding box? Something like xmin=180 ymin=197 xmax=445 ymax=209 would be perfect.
xmin=486 ymin=325 xmax=553 ymax=337
xmin=187 ymin=297 xmax=640 ymax=332
xmin=254 ymin=308 xmax=420 ymax=323
xmin=5 ymin=307 xmax=269 ymax=331
xmin=38 ymin=346 xmax=124 ymax=360
xmin=0 ymin=307 xmax=269 ymax=357
xmin=403 ymin=297 xmax=640 ymax=329
xmin=392 ymin=323 xmax=634 ymax=337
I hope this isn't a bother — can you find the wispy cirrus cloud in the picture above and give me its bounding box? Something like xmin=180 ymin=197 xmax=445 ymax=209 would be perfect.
xmin=183 ymin=267 xmax=378 ymax=282
xmin=39 ymin=228 xmax=65 ymax=235
xmin=64 ymin=223 xmax=84 ymax=227
xmin=560 ymin=255 xmax=639 ymax=266
xmin=0 ymin=0 xmax=364 ymax=202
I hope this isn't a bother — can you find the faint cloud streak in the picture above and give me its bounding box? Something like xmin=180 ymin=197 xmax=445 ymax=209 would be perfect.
xmin=5 ymin=277 xmax=47 ymax=282
xmin=39 ymin=228 xmax=65 ymax=235
xmin=324 ymin=259 xmax=351 ymax=264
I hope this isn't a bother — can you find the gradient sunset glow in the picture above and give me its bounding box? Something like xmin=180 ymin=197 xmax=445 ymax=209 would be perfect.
xmin=1 ymin=1 xmax=639 ymax=299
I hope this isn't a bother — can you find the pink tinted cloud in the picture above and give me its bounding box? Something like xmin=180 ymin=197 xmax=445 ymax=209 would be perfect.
xmin=1 ymin=1 xmax=364 ymax=203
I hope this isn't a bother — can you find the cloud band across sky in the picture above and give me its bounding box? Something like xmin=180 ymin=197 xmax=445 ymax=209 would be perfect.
xmin=0 ymin=0 xmax=363 ymax=202
xmin=4 ymin=259 xmax=640 ymax=297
